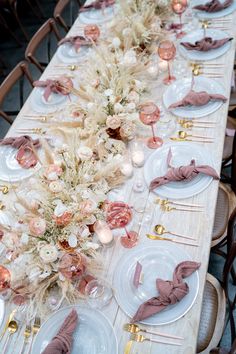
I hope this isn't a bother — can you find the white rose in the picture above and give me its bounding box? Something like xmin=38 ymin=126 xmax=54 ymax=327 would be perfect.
xmin=76 ymin=146 xmax=93 ymax=161
xmin=120 ymin=122 xmax=136 ymax=141
xmin=126 ymin=102 xmax=136 ymax=112
xmin=128 ymin=90 xmax=140 ymax=104
xmin=104 ymin=89 xmax=113 ymax=97
xmin=39 ymin=244 xmax=58 ymax=263
xmin=106 ymin=115 xmax=121 ymax=129
xmin=112 ymin=37 xmax=121 ymax=48
xmin=114 ymin=102 xmax=124 ymax=113
xmin=49 ymin=181 xmax=64 ymax=193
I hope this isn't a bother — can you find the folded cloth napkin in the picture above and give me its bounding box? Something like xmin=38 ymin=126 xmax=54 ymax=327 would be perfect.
xmin=58 ymin=36 xmax=92 ymax=51
xmin=193 ymin=0 xmax=233 ymax=12
xmin=168 ymin=89 xmax=227 ymax=109
xmin=42 ymin=309 xmax=78 ymax=354
xmin=149 ymin=148 xmax=219 ymax=191
xmin=80 ymin=0 xmax=115 ymax=12
xmin=181 ymin=36 xmax=232 ymax=51
xmin=132 ymin=261 xmax=201 ymax=323
xmin=33 ymin=77 xmax=73 ymax=102
xmin=0 ymin=135 xmax=41 ymax=169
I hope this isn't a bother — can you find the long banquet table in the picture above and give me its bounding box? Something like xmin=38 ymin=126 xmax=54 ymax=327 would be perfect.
xmin=0 ymin=2 xmax=236 ymax=354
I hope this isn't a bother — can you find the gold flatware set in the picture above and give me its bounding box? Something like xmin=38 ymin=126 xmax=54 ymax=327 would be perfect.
xmin=178 ymin=119 xmax=215 ymax=129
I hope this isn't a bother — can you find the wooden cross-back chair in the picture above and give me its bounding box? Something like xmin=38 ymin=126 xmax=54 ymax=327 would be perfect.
xmin=0 ymin=61 xmax=33 ymax=124
xmin=25 ymin=18 xmax=62 ymax=73
xmin=54 ymin=0 xmax=82 ymax=33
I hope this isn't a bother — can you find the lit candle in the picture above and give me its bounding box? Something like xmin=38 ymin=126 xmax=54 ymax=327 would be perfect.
xmin=158 ymin=59 xmax=168 ymax=72
xmin=130 ymin=141 xmax=145 ymax=167
xmin=120 ymin=162 xmax=133 ymax=177
xmin=94 ymin=220 xmax=114 ymax=247
xmin=147 ymin=64 xmax=159 ymax=78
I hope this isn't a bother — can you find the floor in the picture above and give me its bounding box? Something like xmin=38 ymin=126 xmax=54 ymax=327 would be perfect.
xmin=0 ymin=0 xmax=235 ymax=351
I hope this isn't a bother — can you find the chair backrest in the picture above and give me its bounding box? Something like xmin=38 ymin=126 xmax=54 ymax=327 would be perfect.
xmin=230 ymin=132 xmax=236 ymax=194
xmin=0 ymin=61 xmax=33 ymax=124
xmin=25 ymin=18 xmax=62 ymax=72
xmin=54 ymin=0 xmax=82 ymax=33
xmin=54 ymin=0 xmax=71 ymax=32
xmin=222 ymin=206 xmax=236 ymax=345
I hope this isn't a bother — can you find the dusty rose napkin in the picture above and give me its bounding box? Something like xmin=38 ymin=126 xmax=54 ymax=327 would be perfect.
xmin=80 ymin=0 xmax=115 ymax=12
xmin=168 ymin=89 xmax=227 ymax=109
xmin=149 ymin=148 xmax=219 ymax=191
xmin=181 ymin=36 xmax=232 ymax=51
xmin=0 ymin=136 xmax=40 ymax=169
xmin=33 ymin=77 xmax=73 ymax=102
xmin=132 ymin=261 xmax=201 ymax=323
xmin=42 ymin=309 xmax=78 ymax=354
xmin=193 ymin=0 xmax=233 ymax=12
xmin=58 ymin=36 xmax=92 ymax=51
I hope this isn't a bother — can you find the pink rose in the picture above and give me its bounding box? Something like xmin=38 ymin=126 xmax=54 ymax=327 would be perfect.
xmin=29 ymin=218 xmax=46 ymax=236
xmin=44 ymin=164 xmax=63 ymax=181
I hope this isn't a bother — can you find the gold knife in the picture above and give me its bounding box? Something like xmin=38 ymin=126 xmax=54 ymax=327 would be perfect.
xmin=124 ymin=340 xmax=133 ymax=354
xmin=170 ymin=137 xmax=213 ymax=143
xmin=146 ymin=234 xmax=199 ymax=247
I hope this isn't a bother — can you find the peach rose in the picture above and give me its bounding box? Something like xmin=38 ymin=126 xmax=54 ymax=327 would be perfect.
xmin=29 ymin=218 xmax=46 ymax=236
xmin=44 ymin=164 xmax=63 ymax=181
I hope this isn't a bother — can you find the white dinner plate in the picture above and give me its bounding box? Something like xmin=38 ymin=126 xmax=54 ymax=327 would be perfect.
xmin=179 ymin=29 xmax=232 ymax=61
xmin=30 ymin=81 xmax=78 ymax=114
xmin=113 ymin=242 xmax=199 ymax=326
xmin=79 ymin=5 xmax=116 ymax=24
xmin=32 ymin=305 xmax=118 ymax=354
xmin=0 ymin=145 xmax=41 ymax=183
xmin=57 ymin=43 xmax=93 ymax=64
xmin=144 ymin=142 xmax=215 ymax=199
xmin=0 ymin=300 xmax=4 ymax=329
xmin=163 ymin=76 xmax=226 ymax=118
xmin=192 ymin=0 xmax=236 ymax=18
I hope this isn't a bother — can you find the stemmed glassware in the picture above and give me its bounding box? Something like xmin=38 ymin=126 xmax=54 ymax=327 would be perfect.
xmin=171 ymin=0 xmax=188 ymax=38
xmin=158 ymin=40 xmax=176 ymax=85
xmin=0 ymin=265 xmax=27 ymax=305
xmin=84 ymin=278 xmax=113 ymax=309
xmin=139 ymin=102 xmax=163 ymax=149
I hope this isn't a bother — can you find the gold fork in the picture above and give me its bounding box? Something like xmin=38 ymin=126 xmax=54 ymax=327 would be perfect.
xmin=131 ymin=333 xmax=182 ymax=346
xmin=155 ymin=197 xmax=203 ymax=208
xmin=123 ymin=323 xmax=184 ymax=340
xmin=161 ymin=205 xmax=202 ymax=213
xmin=16 ymin=128 xmax=46 ymax=135
xmin=146 ymin=234 xmax=199 ymax=247
xmin=26 ymin=316 xmax=41 ymax=354
xmin=19 ymin=325 xmax=31 ymax=354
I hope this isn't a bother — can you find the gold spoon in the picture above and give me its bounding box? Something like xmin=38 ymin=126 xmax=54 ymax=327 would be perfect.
xmin=0 ymin=185 xmax=9 ymax=194
xmin=123 ymin=323 xmax=184 ymax=340
xmin=155 ymin=198 xmax=203 ymax=208
xmin=2 ymin=320 xmax=18 ymax=354
xmin=178 ymin=131 xmax=213 ymax=140
xmin=154 ymin=224 xmax=194 ymax=240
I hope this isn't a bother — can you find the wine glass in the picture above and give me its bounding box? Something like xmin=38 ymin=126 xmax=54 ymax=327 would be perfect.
xmin=85 ymin=279 xmax=113 ymax=309
xmin=171 ymin=0 xmax=188 ymax=38
xmin=0 ymin=265 xmax=27 ymax=305
xmin=158 ymin=40 xmax=176 ymax=85
xmin=139 ymin=102 xmax=163 ymax=149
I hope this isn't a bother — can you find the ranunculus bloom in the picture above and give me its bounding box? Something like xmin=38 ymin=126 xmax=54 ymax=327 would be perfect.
xmin=120 ymin=122 xmax=136 ymax=141
xmin=80 ymin=199 xmax=97 ymax=214
xmin=76 ymin=146 xmax=93 ymax=161
xmin=49 ymin=181 xmax=63 ymax=193
xmin=29 ymin=218 xmax=46 ymax=236
xmin=106 ymin=115 xmax=121 ymax=130
xmin=53 ymin=211 xmax=72 ymax=227
xmin=39 ymin=244 xmax=58 ymax=263
xmin=44 ymin=164 xmax=63 ymax=181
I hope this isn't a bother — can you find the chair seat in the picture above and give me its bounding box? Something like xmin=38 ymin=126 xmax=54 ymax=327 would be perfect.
xmin=197 ymin=274 xmax=226 ymax=354
xmin=212 ymin=187 xmax=229 ymax=241
xmin=223 ymin=135 xmax=234 ymax=160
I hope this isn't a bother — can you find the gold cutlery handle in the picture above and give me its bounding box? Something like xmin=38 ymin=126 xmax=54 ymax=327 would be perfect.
xmin=146 ymin=234 xmax=199 ymax=247
xmin=2 ymin=334 xmax=11 ymax=354
xmin=143 ymin=328 xmax=184 ymax=340
xmin=169 ymin=231 xmax=194 ymax=240
xmin=147 ymin=337 xmax=181 ymax=346
xmin=171 ymin=201 xmax=203 ymax=208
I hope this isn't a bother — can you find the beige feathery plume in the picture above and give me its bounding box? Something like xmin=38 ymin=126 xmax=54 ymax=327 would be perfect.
xmin=39 ymin=138 xmax=55 ymax=165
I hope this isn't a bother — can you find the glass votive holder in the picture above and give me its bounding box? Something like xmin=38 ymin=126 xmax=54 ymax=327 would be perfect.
xmin=130 ymin=141 xmax=145 ymax=167
xmin=94 ymin=220 xmax=114 ymax=248
xmin=84 ymin=279 xmax=113 ymax=309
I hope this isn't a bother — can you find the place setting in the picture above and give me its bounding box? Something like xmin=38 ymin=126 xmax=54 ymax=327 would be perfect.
xmin=78 ymin=0 xmax=117 ymax=24
xmin=191 ymin=0 xmax=236 ymax=19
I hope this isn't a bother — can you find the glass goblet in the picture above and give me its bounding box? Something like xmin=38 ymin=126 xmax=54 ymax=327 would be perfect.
xmin=84 ymin=279 xmax=113 ymax=309
xmin=0 ymin=266 xmax=27 ymax=305
xmin=139 ymin=102 xmax=163 ymax=149
xmin=158 ymin=40 xmax=176 ymax=85
xmin=171 ymin=0 xmax=188 ymax=38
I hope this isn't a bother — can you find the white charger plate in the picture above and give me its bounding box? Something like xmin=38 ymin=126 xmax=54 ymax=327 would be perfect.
xmin=79 ymin=5 xmax=116 ymax=24
xmin=30 ymin=80 xmax=78 ymax=114
xmin=192 ymin=0 xmax=236 ymax=18
xmin=0 ymin=145 xmax=41 ymax=183
xmin=144 ymin=142 xmax=215 ymax=199
xmin=163 ymin=76 xmax=226 ymax=118
xmin=57 ymin=43 xmax=93 ymax=64
xmin=113 ymin=242 xmax=199 ymax=326
xmin=179 ymin=29 xmax=231 ymax=61
xmin=32 ymin=305 xmax=118 ymax=354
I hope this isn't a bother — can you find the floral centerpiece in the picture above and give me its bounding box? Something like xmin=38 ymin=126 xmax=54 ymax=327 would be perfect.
xmin=0 ymin=132 xmax=126 ymax=318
